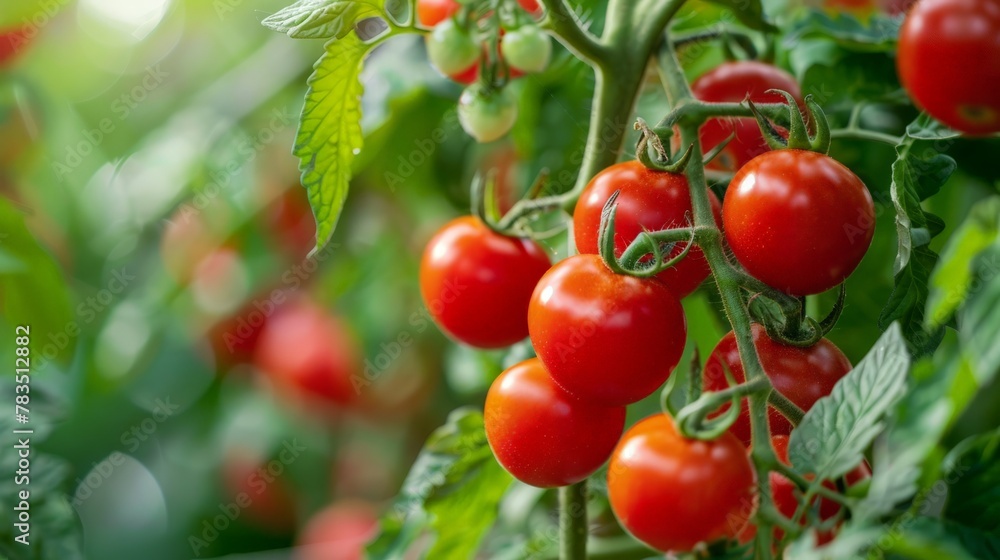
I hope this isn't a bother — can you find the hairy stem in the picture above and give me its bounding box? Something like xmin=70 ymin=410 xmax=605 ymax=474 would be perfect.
xmin=657 ymin=36 xmax=781 ymax=558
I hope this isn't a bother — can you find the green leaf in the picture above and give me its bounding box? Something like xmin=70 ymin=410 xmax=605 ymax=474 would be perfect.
xmin=854 ymin=356 xmax=964 ymax=520
xmin=785 ymin=10 xmax=901 ymax=51
xmin=791 ymin=41 xmax=903 ymax=105
xmin=878 ymin=116 xmax=956 ymax=355
xmin=262 ymin=0 xmax=383 ymax=39
xmin=789 ymin=323 xmax=910 ymax=480
xmin=943 ymin=427 xmax=1000 ymax=533
xmin=295 ymin=32 xmax=376 ymax=250
xmin=958 ymin=243 xmax=1000 ymax=384
xmin=703 ymin=0 xmax=777 ymax=32
xmin=926 ymin=197 xmax=1000 ymax=328
xmin=886 ymin=517 xmax=1000 ymax=560
xmin=367 ymin=408 xmax=513 ymax=560
xmin=0 ymin=200 xmax=74 ymax=364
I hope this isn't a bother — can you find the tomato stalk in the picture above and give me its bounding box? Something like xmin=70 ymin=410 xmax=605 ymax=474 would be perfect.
xmin=559 ymin=481 xmax=588 ymax=560
xmin=656 ymin=35 xmax=783 ymax=558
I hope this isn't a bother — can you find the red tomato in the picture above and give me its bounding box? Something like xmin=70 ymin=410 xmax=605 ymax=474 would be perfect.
xmin=573 ymin=161 xmax=722 ymax=298
xmin=420 ymin=216 xmax=550 ymax=348
xmin=254 ymin=300 xmax=361 ymax=407
xmin=518 ymin=0 xmax=542 ymax=14
xmin=416 ymin=0 xmax=460 ymax=27
xmin=897 ymin=0 xmax=1000 ymax=135
xmin=0 ymin=27 xmax=31 ymax=67
xmin=723 ymin=149 xmax=875 ymax=296
xmin=263 ymin=186 xmax=316 ymax=259
xmin=207 ymin=287 xmax=289 ymax=368
xmin=528 ymin=254 xmax=687 ymax=406
xmin=222 ymin=451 xmax=297 ymax=533
xmin=295 ymin=502 xmax=379 ymax=560
xmin=607 ymin=414 xmax=756 ymax=552
xmin=485 ymin=358 xmax=626 ymax=487
xmin=691 ymin=61 xmax=802 ymax=172
xmin=704 ymin=325 xmax=852 ymax=447
xmin=740 ymin=435 xmax=870 ymax=544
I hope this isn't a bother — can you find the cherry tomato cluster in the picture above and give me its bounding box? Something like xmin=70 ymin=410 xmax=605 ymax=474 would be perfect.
xmin=418 ymin=0 xmax=552 ymax=142
xmin=417 ymin=55 xmax=880 ymax=551
xmin=897 ymin=0 xmax=1000 ymax=135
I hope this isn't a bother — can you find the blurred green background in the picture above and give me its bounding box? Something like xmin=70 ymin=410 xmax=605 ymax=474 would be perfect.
xmin=1 ymin=0 xmax=998 ymax=559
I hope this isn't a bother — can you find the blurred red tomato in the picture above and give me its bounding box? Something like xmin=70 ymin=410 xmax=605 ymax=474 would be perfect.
xmin=295 ymin=501 xmax=380 ymax=560
xmin=0 ymin=26 xmax=31 ymax=67
xmin=222 ymin=450 xmax=298 ymax=533
xmin=263 ymin=186 xmax=316 ymax=259
xmin=206 ymin=286 xmax=290 ymax=368
xmin=254 ymin=300 xmax=362 ymax=408
xmin=190 ymin=247 xmax=251 ymax=316
xmin=161 ymin=206 xmax=230 ymax=283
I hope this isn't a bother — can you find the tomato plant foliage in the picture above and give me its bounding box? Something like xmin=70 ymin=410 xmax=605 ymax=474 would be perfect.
xmin=256 ymin=0 xmax=1000 ymax=558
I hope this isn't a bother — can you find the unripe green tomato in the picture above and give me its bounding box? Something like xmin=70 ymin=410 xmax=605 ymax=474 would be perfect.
xmin=500 ymin=26 xmax=551 ymax=74
xmin=458 ymin=84 xmax=518 ymax=143
xmin=426 ymin=19 xmax=479 ymax=76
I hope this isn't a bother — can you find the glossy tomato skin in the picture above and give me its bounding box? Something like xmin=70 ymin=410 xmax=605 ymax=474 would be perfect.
xmin=485 ymin=358 xmax=626 ymax=487
xmin=704 ymin=325 xmax=853 ymax=446
xmin=898 ymin=0 xmax=1000 ymax=135
xmin=691 ymin=61 xmax=802 ymax=171
xmin=608 ymin=414 xmax=756 ymax=552
xmin=416 ymin=0 xmax=460 ymax=27
xmin=223 ymin=451 xmax=298 ymax=533
xmin=573 ymin=161 xmax=722 ymax=298
xmin=740 ymin=435 xmax=871 ymax=543
xmin=723 ymin=149 xmax=875 ymax=296
xmin=254 ymin=300 xmax=361 ymax=406
xmin=528 ymin=254 xmax=687 ymax=406
xmin=420 ymin=217 xmax=550 ymax=348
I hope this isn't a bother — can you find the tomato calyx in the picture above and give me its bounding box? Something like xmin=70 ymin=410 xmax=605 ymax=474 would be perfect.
xmin=597 ymin=190 xmax=700 ymax=278
xmin=661 ymin=352 xmax=772 ymax=441
xmin=634 ymin=118 xmax=694 ymax=174
xmin=746 ymin=282 xmax=847 ymax=348
xmin=748 ymin=90 xmax=832 ymax=153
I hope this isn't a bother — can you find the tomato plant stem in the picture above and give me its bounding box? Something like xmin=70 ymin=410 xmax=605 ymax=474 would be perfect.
xmin=830 ymin=128 xmax=903 ymax=146
xmin=657 ymin=35 xmax=781 ymax=558
xmin=538 ymin=0 xmax=606 ymax=64
xmin=559 ymin=480 xmax=588 ymax=560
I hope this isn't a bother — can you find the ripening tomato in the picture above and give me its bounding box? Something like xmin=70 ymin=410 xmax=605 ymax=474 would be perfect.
xmin=704 ymin=325 xmax=852 ymax=447
xmin=723 ymin=149 xmax=875 ymax=296
xmin=573 ymin=161 xmax=722 ymax=298
xmin=691 ymin=61 xmax=802 ymax=171
xmin=739 ymin=435 xmax=870 ymax=544
xmin=222 ymin=451 xmax=297 ymax=533
xmin=420 ymin=216 xmax=550 ymax=348
xmin=416 ymin=0 xmax=460 ymax=27
xmin=528 ymin=254 xmax=687 ymax=406
xmin=485 ymin=358 xmax=626 ymax=487
xmin=0 ymin=26 xmax=31 ymax=67
xmin=458 ymin=84 xmax=519 ymax=142
xmin=254 ymin=300 xmax=361 ymax=406
xmin=207 ymin=287 xmax=289 ymax=368
xmin=426 ymin=18 xmax=480 ymax=77
xmin=897 ymin=0 xmax=1000 ymax=135
xmin=608 ymin=414 xmax=756 ymax=552
xmin=295 ymin=501 xmax=379 ymax=560
xmin=500 ymin=25 xmax=551 ymax=73
xmin=161 ymin=206 xmax=230 ymax=283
